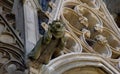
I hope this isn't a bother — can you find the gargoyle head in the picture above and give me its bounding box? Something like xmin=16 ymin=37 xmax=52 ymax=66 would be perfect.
xmin=49 ymin=20 xmax=65 ymax=38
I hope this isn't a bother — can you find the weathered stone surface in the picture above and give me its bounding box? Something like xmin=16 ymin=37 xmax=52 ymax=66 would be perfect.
xmin=1 ymin=0 xmax=120 ymax=74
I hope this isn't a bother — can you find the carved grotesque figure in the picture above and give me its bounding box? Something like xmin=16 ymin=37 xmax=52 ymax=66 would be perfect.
xmin=79 ymin=17 xmax=89 ymax=27
xmin=28 ymin=20 xmax=66 ymax=68
xmin=94 ymin=24 xmax=103 ymax=33
xmin=95 ymin=35 xmax=108 ymax=45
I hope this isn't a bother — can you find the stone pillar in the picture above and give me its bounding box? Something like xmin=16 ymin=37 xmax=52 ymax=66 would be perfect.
xmin=23 ymin=0 xmax=39 ymax=55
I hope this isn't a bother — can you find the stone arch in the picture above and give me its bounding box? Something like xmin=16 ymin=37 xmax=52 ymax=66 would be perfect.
xmin=42 ymin=53 xmax=120 ymax=74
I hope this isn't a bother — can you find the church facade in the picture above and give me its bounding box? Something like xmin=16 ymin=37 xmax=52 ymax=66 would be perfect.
xmin=0 ymin=0 xmax=120 ymax=74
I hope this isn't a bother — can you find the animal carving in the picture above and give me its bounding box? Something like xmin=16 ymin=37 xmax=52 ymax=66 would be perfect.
xmin=28 ymin=20 xmax=66 ymax=69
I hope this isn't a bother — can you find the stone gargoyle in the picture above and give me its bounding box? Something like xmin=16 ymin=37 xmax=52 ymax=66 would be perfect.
xmin=28 ymin=20 xmax=66 ymax=69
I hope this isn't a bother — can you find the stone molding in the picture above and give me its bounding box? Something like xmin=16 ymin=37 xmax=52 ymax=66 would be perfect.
xmin=42 ymin=53 xmax=120 ymax=74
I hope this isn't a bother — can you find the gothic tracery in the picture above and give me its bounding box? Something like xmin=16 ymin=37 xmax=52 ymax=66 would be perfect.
xmin=0 ymin=0 xmax=120 ymax=74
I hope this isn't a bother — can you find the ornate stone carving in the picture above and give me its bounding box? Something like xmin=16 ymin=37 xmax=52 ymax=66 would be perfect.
xmin=0 ymin=14 xmax=26 ymax=74
xmin=28 ymin=20 xmax=66 ymax=69
xmin=0 ymin=0 xmax=26 ymax=73
xmin=1 ymin=0 xmax=120 ymax=74
xmin=42 ymin=53 xmax=120 ymax=74
xmin=0 ymin=42 xmax=26 ymax=74
xmin=56 ymin=0 xmax=120 ymax=74
xmin=28 ymin=20 xmax=83 ymax=73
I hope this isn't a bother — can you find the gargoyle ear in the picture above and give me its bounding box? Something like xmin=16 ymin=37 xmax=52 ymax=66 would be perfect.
xmin=59 ymin=20 xmax=65 ymax=26
xmin=49 ymin=20 xmax=56 ymax=27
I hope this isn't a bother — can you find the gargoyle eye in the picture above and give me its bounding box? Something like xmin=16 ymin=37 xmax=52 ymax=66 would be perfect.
xmin=56 ymin=24 xmax=61 ymax=28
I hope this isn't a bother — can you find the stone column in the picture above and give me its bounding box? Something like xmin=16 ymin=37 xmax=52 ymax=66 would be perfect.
xmin=23 ymin=0 xmax=39 ymax=55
